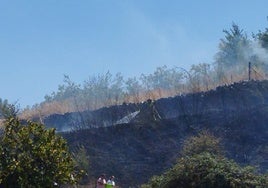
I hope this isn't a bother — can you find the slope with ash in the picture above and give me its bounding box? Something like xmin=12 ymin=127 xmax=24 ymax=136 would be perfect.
xmin=54 ymin=80 xmax=268 ymax=187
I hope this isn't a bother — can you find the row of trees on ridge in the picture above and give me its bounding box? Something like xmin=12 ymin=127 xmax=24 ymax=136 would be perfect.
xmin=7 ymin=22 xmax=268 ymax=119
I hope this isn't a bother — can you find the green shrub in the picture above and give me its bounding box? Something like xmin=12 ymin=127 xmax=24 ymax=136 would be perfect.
xmin=0 ymin=118 xmax=81 ymax=187
xmin=142 ymin=152 xmax=268 ymax=188
xmin=141 ymin=131 xmax=268 ymax=188
xmin=181 ymin=130 xmax=223 ymax=157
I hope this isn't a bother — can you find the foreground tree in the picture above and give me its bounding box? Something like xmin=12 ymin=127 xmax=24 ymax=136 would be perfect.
xmin=0 ymin=118 xmax=81 ymax=187
xmin=141 ymin=131 xmax=268 ymax=188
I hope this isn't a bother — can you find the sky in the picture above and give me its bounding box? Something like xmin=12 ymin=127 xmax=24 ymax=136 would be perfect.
xmin=0 ymin=0 xmax=268 ymax=108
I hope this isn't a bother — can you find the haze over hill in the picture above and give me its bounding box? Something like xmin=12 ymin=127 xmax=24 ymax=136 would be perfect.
xmin=1 ymin=2 xmax=268 ymax=188
xmin=3 ymin=21 xmax=268 ymax=118
xmin=1 ymin=1 xmax=268 ymax=108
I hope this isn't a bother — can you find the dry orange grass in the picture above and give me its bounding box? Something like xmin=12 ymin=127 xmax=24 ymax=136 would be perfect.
xmin=19 ymin=72 xmax=268 ymax=121
xmin=20 ymin=100 xmax=73 ymax=121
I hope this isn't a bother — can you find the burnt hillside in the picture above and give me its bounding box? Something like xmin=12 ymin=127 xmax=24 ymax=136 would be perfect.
xmin=50 ymin=80 xmax=268 ymax=187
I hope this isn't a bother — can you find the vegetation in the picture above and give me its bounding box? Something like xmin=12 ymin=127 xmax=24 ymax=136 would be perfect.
xmin=1 ymin=19 xmax=268 ymax=188
xmin=214 ymin=23 xmax=251 ymax=83
xmin=181 ymin=130 xmax=223 ymax=157
xmin=71 ymin=145 xmax=90 ymax=184
xmin=141 ymin=131 xmax=268 ymax=188
xmin=255 ymin=23 xmax=268 ymax=49
xmin=0 ymin=117 xmax=81 ymax=187
xmin=19 ymin=21 xmax=268 ymax=121
xmin=0 ymin=99 xmax=19 ymax=119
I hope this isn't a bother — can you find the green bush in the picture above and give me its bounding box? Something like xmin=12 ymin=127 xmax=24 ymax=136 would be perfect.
xmin=142 ymin=152 xmax=268 ymax=188
xmin=0 ymin=118 xmax=81 ymax=187
xmin=141 ymin=131 xmax=268 ymax=188
xmin=181 ymin=130 xmax=223 ymax=157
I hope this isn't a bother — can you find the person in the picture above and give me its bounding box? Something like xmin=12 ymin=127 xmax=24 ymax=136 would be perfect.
xmin=97 ymin=174 xmax=106 ymax=188
xmin=105 ymin=176 xmax=115 ymax=188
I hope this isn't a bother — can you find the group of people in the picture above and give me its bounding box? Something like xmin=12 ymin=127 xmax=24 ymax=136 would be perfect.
xmin=97 ymin=174 xmax=115 ymax=188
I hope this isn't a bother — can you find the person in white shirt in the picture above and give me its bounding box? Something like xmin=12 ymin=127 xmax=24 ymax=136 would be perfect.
xmin=97 ymin=174 xmax=106 ymax=188
xmin=105 ymin=176 xmax=115 ymax=188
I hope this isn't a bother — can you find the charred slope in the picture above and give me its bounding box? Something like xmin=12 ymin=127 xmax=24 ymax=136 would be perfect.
xmin=45 ymin=80 xmax=268 ymax=132
xmin=62 ymin=108 xmax=268 ymax=187
xmin=58 ymin=80 xmax=268 ymax=187
xmin=43 ymin=103 xmax=141 ymax=131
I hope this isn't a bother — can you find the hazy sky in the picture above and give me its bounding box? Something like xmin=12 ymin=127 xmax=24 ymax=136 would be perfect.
xmin=1 ymin=0 xmax=268 ymax=108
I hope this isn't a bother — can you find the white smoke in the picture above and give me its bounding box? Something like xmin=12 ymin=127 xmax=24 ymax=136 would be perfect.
xmin=250 ymin=40 xmax=268 ymax=63
xmin=115 ymin=111 xmax=140 ymax=125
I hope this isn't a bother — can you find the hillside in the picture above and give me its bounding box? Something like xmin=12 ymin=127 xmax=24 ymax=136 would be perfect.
xmin=43 ymin=80 xmax=268 ymax=187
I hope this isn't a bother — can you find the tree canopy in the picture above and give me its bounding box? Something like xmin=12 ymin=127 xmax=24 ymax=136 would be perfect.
xmin=141 ymin=131 xmax=268 ymax=188
xmin=0 ymin=118 xmax=81 ymax=187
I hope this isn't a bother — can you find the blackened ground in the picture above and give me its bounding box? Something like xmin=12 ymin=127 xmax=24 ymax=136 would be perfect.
xmin=58 ymin=80 xmax=268 ymax=187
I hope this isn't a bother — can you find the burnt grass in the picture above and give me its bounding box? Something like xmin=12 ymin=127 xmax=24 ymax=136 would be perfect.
xmin=55 ymin=80 xmax=268 ymax=187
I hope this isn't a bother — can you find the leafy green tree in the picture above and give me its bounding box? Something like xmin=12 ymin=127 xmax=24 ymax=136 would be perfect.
xmin=143 ymin=152 xmax=267 ymax=188
xmin=141 ymin=131 xmax=268 ymax=188
xmin=181 ymin=130 xmax=223 ymax=157
xmin=0 ymin=118 xmax=81 ymax=187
